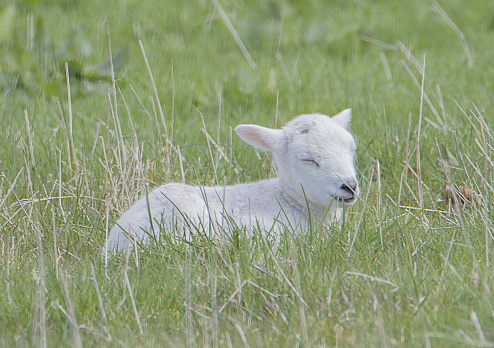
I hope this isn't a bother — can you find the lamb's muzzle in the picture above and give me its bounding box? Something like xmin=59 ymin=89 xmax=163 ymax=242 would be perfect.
xmin=339 ymin=180 xmax=359 ymax=203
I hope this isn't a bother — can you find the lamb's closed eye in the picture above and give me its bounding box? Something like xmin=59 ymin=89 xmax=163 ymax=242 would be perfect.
xmin=302 ymin=158 xmax=319 ymax=167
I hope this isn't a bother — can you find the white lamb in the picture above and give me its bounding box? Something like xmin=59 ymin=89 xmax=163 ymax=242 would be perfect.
xmin=107 ymin=109 xmax=359 ymax=251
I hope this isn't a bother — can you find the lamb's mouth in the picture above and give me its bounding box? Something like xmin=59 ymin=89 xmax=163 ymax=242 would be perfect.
xmin=335 ymin=196 xmax=357 ymax=205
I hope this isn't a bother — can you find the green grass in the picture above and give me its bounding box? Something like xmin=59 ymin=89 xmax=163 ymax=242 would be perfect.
xmin=1 ymin=0 xmax=494 ymax=346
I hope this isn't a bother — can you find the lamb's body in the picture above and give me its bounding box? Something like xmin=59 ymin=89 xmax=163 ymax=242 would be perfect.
xmin=108 ymin=109 xmax=359 ymax=251
xmin=107 ymin=178 xmax=334 ymax=251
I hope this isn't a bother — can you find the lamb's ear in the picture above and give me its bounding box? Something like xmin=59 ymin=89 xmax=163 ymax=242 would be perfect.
xmin=331 ymin=108 xmax=352 ymax=130
xmin=234 ymin=124 xmax=281 ymax=152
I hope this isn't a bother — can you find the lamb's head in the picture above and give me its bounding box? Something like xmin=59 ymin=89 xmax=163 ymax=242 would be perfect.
xmin=235 ymin=109 xmax=359 ymax=210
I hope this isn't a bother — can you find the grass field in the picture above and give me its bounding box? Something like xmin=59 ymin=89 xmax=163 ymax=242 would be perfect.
xmin=1 ymin=0 xmax=494 ymax=346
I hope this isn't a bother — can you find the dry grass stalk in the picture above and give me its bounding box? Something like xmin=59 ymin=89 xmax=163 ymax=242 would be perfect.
xmin=219 ymin=280 xmax=247 ymax=313
xmin=60 ymin=270 xmax=83 ymax=348
xmin=235 ymin=322 xmax=250 ymax=348
xmin=0 ymin=169 xmax=23 ymax=213
xmin=53 ymin=97 xmax=73 ymax=172
xmin=197 ymin=107 xmax=219 ymax=183
xmin=379 ymin=51 xmax=394 ymax=88
xmin=415 ymin=54 xmax=426 ymax=209
xmin=348 ymin=165 xmax=374 ymax=258
xmin=401 ymin=59 xmax=443 ymax=128
xmin=269 ymin=89 xmax=279 ymax=178
xmin=212 ymin=0 xmax=257 ymax=70
xmin=123 ymin=245 xmax=143 ymax=335
xmin=260 ymin=231 xmax=308 ymax=307
xmin=344 ymin=271 xmax=399 ymax=290
xmin=106 ymin=92 xmax=124 ymax=172
xmin=376 ymin=159 xmax=383 ymax=245
xmin=33 ymin=211 xmax=47 ymax=348
xmin=293 ymin=265 xmax=309 ymax=346
xmin=185 ymin=255 xmax=194 ymax=347
xmin=211 ymin=264 xmax=219 ymax=348
xmin=117 ymin=85 xmax=137 ymax=139
xmin=177 ymin=145 xmax=185 ymax=184
xmin=170 ymin=59 xmax=175 ymax=144
xmin=24 ymin=110 xmax=36 ymax=169
xmin=200 ymin=125 xmax=235 ymax=170
xmin=107 ymin=21 xmax=127 ymax=165
xmin=149 ymin=96 xmax=164 ymax=150
xmin=65 ymin=63 xmax=78 ymax=171
xmin=397 ymin=116 xmax=412 ymax=211
xmin=215 ymin=87 xmax=222 ymax=170
xmin=139 ymin=40 xmax=168 ymax=140
xmin=90 ymin=263 xmax=110 ymax=339
xmin=432 ymin=0 xmax=474 ymax=68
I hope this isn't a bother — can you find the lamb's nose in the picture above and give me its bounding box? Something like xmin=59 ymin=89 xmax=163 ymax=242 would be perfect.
xmin=341 ymin=181 xmax=358 ymax=196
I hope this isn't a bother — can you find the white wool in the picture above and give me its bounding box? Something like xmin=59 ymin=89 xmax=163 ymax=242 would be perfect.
xmin=107 ymin=109 xmax=359 ymax=251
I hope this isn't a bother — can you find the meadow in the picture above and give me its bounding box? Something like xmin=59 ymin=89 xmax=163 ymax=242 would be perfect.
xmin=1 ymin=0 xmax=494 ymax=346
